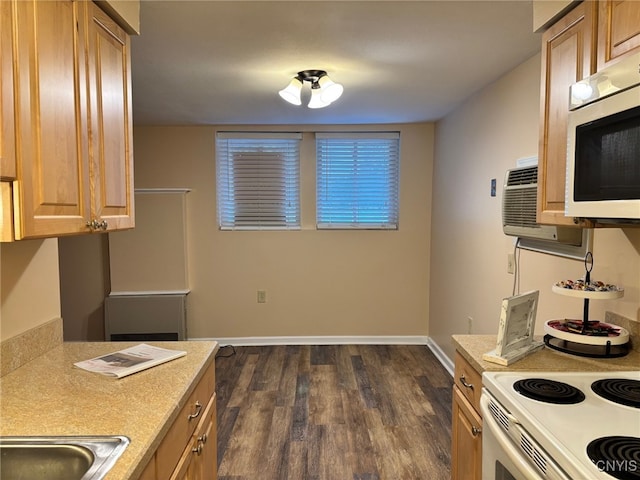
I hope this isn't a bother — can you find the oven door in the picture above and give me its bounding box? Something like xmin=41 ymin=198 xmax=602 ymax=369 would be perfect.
xmin=480 ymin=393 xmax=570 ymax=480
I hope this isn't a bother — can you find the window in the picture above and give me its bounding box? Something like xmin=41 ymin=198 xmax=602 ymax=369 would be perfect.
xmin=316 ymin=132 xmax=400 ymax=229
xmin=216 ymin=132 xmax=301 ymax=229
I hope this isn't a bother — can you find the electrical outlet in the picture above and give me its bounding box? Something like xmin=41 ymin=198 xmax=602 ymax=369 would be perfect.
xmin=257 ymin=290 xmax=266 ymax=303
xmin=507 ymin=253 xmax=515 ymax=274
xmin=467 ymin=316 xmax=473 ymax=334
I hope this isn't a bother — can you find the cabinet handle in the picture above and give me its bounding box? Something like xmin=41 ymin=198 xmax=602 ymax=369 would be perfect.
xmin=459 ymin=374 xmax=474 ymax=390
xmin=471 ymin=426 xmax=482 ymax=437
xmin=198 ymin=433 xmax=208 ymax=444
xmin=86 ymin=219 xmax=99 ymax=230
xmin=85 ymin=219 xmax=108 ymax=231
xmin=192 ymin=443 xmax=203 ymax=455
xmin=187 ymin=401 xmax=202 ymax=420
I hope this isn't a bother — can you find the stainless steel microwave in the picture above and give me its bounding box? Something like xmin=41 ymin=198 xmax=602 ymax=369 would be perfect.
xmin=566 ymin=53 xmax=640 ymax=223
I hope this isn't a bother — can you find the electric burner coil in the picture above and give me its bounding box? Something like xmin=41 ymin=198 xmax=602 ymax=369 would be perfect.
xmin=513 ymin=378 xmax=585 ymax=404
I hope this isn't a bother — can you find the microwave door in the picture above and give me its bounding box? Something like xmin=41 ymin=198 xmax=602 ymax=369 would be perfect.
xmin=566 ymin=85 xmax=640 ymax=220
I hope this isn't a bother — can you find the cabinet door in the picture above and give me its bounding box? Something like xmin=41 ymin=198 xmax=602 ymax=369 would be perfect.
xmin=12 ymin=0 xmax=92 ymax=239
xmin=197 ymin=394 xmax=217 ymax=480
xmin=170 ymin=394 xmax=217 ymax=480
xmin=86 ymin=2 xmax=135 ymax=231
xmin=597 ymin=0 xmax=640 ymax=70
xmin=537 ymin=2 xmax=596 ymax=227
xmin=451 ymin=386 xmax=482 ymax=480
xmin=1 ymin=0 xmax=16 ymax=181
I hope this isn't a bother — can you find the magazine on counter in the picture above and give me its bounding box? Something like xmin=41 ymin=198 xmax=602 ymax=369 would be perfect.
xmin=74 ymin=343 xmax=187 ymax=379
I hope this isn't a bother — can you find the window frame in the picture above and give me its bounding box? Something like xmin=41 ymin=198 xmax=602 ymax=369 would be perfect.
xmin=315 ymin=132 xmax=400 ymax=230
xmin=215 ymin=132 xmax=302 ymax=230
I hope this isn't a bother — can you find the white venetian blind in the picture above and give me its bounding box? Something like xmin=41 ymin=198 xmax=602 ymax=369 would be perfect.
xmin=316 ymin=132 xmax=400 ymax=229
xmin=216 ymin=132 xmax=301 ymax=229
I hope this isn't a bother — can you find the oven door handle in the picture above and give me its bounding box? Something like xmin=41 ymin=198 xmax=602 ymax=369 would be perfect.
xmin=480 ymin=395 xmax=551 ymax=480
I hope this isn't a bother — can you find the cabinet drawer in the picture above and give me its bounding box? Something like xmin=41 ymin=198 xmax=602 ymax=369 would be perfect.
xmin=454 ymin=351 xmax=482 ymax=414
xmin=157 ymin=361 xmax=215 ymax=480
xmin=169 ymin=393 xmax=216 ymax=480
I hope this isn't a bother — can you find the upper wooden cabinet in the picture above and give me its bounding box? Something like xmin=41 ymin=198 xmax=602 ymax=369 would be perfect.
xmin=538 ymin=0 xmax=640 ymax=227
xmin=597 ymin=0 xmax=640 ymax=69
xmin=1 ymin=0 xmax=134 ymax=241
xmin=86 ymin=1 xmax=135 ymax=231
xmin=11 ymin=0 xmax=92 ymax=239
xmin=1 ymin=1 xmax=16 ymax=181
xmin=537 ymin=1 xmax=596 ymax=227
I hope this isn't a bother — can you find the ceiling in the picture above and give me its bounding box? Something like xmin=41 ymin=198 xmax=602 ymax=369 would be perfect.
xmin=130 ymin=1 xmax=542 ymax=126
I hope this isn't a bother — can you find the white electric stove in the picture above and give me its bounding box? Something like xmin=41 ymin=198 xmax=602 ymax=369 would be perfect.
xmin=481 ymin=370 xmax=640 ymax=480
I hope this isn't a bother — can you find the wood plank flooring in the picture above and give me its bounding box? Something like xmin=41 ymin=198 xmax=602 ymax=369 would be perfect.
xmin=215 ymin=345 xmax=453 ymax=480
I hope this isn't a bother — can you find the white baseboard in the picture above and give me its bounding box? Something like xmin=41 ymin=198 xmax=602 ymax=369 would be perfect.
xmin=196 ymin=335 xmax=431 ymax=346
xmin=425 ymin=338 xmax=454 ymax=377
xmin=191 ymin=335 xmax=454 ymax=376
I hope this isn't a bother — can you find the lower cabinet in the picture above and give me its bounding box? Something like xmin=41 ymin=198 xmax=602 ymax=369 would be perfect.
xmin=141 ymin=361 xmax=217 ymax=480
xmin=170 ymin=394 xmax=216 ymax=480
xmin=451 ymin=352 xmax=483 ymax=480
xmin=451 ymin=386 xmax=482 ymax=480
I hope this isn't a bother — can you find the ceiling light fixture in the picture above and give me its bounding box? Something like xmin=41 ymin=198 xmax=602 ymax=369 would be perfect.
xmin=279 ymin=70 xmax=343 ymax=109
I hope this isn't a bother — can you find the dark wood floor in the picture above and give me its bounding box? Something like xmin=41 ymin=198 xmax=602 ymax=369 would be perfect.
xmin=215 ymin=345 xmax=453 ymax=480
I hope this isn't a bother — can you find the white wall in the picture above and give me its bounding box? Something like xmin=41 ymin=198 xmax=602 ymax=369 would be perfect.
xmin=0 ymin=239 xmax=61 ymax=341
xmin=429 ymin=53 xmax=640 ymax=360
xmin=132 ymin=124 xmax=434 ymax=340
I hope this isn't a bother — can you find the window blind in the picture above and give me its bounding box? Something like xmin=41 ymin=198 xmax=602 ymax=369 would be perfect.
xmin=216 ymin=132 xmax=301 ymax=229
xmin=316 ymin=132 xmax=400 ymax=229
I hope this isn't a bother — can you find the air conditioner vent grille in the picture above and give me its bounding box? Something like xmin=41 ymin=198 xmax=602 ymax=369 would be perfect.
xmin=503 ymin=187 xmax=539 ymax=227
xmin=506 ymin=166 xmax=537 ymax=186
xmin=502 ymin=164 xmax=584 ymax=246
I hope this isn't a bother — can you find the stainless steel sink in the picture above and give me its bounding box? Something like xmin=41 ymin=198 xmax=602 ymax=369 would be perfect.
xmin=0 ymin=435 xmax=129 ymax=480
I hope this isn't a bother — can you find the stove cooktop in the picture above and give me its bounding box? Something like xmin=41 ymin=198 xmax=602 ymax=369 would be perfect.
xmin=483 ymin=370 xmax=640 ymax=480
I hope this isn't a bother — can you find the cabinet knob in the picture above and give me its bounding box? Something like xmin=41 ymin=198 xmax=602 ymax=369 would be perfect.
xmin=459 ymin=375 xmax=474 ymax=390
xmin=86 ymin=219 xmax=108 ymax=231
xmin=192 ymin=443 xmax=203 ymax=455
xmin=198 ymin=433 xmax=208 ymax=444
xmin=471 ymin=426 xmax=482 ymax=437
xmin=187 ymin=401 xmax=202 ymax=420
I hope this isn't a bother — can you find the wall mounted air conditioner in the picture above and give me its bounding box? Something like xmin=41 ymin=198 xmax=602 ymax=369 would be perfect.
xmin=502 ymin=165 xmax=582 ymax=245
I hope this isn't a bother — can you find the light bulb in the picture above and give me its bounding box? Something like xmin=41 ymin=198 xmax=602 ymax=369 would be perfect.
xmin=571 ymin=81 xmax=593 ymax=101
xmin=318 ymin=75 xmax=344 ymax=104
xmin=308 ymin=86 xmax=331 ymax=109
xmin=278 ymin=77 xmax=303 ymax=106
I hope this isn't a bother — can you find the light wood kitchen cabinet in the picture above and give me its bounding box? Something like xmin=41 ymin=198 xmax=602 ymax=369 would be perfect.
xmin=452 ymin=387 xmax=482 ymax=480
xmin=0 ymin=1 xmax=15 ymax=242
xmin=139 ymin=457 xmax=157 ymax=480
xmin=451 ymin=352 xmax=483 ymax=480
xmin=2 ymin=0 xmax=134 ymax=241
xmin=1 ymin=1 xmax=15 ymax=181
xmin=85 ymin=1 xmax=135 ymax=231
xmin=170 ymin=394 xmax=217 ymax=480
xmin=142 ymin=361 xmax=217 ymax=480
xmin=597 ymin=0 xmax=640 ymax=70
xmin=537 ymin=1 xmax=596 ymax=227
xmin=537 ymin=0 xmax=640 ymax=227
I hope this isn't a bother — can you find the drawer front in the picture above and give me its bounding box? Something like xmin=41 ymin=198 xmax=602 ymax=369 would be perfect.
xmin=157 ymin=361 xmax=215 ymax=480
xmin=454 ymin=351 xmax=482 ymax=414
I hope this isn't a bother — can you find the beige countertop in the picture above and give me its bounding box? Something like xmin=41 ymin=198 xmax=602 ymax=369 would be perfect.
xmin=453 ymin=334 xmax=640 ymax=375
xmin=0 ymin=340 xmax=218 ymax=480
